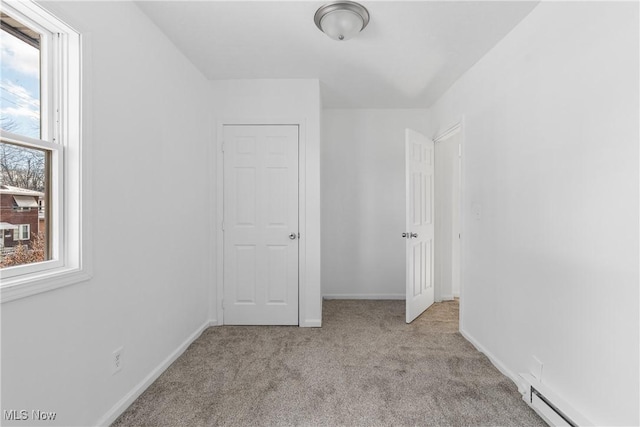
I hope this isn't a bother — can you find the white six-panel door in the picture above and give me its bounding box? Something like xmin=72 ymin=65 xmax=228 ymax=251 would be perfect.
xmin=405 ymin=129 xmax=435 ymax=323
xmin=223 ymin=125 xmax=299 ymax=325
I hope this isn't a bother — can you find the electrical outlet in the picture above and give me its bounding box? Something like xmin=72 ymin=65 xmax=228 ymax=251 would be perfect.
xmin=112 ymin=347 xmax=123 ymax=375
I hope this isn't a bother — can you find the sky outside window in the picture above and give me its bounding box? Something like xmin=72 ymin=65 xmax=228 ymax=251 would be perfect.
xmin=0 ymin=20 xmax=40 ymax=139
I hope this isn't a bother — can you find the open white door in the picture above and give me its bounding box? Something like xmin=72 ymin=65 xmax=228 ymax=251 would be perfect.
xmin=405 ymin=129 xmax=435 ymax=323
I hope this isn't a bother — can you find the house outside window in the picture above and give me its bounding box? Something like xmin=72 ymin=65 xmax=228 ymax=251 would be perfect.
xmin=1 ymin=185 xmax=43 ymax=254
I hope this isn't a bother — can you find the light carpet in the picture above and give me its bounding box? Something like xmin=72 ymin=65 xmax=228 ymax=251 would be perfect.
xmin=112 ymin=300 xmax=545 ymax=426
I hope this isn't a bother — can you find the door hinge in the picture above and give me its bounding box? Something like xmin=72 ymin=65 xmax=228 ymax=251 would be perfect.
xmin=221 ymin=221 xmax=225 ymax=231
xmin=221 ymin=142 xmax=225 ymax=152
xmin=221 ymin=299 xmax=225 ymax=309
xmin=458 ymin=144 xmax=462 ymax=158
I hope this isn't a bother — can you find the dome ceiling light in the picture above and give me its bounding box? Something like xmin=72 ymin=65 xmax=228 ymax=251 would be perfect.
xmin=314 ymin=1 xmax=370 ymax=41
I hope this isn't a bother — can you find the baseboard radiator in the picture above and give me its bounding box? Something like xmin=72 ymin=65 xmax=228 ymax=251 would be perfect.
xmin=519 ymin=374 xmax=591 ymax=427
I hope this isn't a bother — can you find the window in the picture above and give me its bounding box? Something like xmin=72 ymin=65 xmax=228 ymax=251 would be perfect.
xmin=13 ymin=224 xmax=30 ymax=241
xmin=0 ymin=1 xmax=87 ymax=303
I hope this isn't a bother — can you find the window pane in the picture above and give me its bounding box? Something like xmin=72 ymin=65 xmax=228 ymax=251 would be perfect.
xmin=0 ymin=13 xmax=41 ymax=139
xmin=0 ymin=141 xmax=50 ymax=268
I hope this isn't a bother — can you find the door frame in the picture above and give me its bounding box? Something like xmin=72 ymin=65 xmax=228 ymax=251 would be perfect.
xmin=215 ymin=118 xmax=308 ymax=326
xmin=433 ymin=118 xmax=465 ymax=329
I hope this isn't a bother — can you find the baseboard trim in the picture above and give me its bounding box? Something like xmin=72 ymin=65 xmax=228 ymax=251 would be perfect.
xmin=459 ymin=328 xmax=523 ymax=392
xmin=322 ymin=293 xmax=404 ymax=300
xmin=453 ymin=291 xmax=460 ymax=298
xmin=440 ymin=294 xmax=455 ymax=301
xmin=96 ymin=319 xmax=216 ymax=426
xmin=300 ymin=319 xmax=322 ymax=327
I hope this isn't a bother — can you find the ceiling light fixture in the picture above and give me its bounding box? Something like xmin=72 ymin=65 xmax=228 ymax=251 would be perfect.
xmin=314 ymin=1 xmax=370 ymax=41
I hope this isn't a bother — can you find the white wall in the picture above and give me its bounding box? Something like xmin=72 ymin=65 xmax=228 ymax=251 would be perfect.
xmin=322 ymin=109 xmax=429 ymax=299
xmin=428 ymin=2 xmax=639 ymax=425
xmin=210 ymin=79 xmax=322 ymax=326
xmin=1 ymin=2 xmax=212 ymax=426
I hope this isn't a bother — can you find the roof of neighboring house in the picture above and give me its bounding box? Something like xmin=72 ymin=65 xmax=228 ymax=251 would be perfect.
xmin=0 ymin=185 xmax=44 ymax=198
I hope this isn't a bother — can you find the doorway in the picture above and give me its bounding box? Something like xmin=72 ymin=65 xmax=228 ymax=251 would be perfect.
xmin=434 ymin=124 xmax=462 ymax=302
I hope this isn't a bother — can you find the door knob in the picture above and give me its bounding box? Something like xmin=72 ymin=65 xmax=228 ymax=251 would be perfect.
xmin=410 ymin=232 xmax=418 ymax=238
xmin=402 ymin=232 xmax=408 ymax=238
xmin=289 ymin=233 xmax=297 ymax=240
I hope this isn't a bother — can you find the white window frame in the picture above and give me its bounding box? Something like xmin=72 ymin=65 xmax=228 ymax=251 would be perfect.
xmin=0 ymin=1 xmax=89 ymax=303
xmin=13 ymin=224 xmax=30 ymax=241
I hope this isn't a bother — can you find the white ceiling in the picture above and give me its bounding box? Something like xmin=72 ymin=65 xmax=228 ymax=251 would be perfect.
xmin=136 ymin=1 xmax=539 ymax=108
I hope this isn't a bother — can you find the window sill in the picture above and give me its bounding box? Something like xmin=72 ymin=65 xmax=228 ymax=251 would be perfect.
xmin=1 ymin=267 xmax=92 ymax=303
